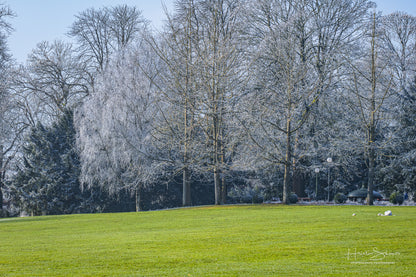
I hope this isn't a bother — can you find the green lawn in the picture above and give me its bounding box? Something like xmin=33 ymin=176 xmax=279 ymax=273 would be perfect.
xmin=0 ymin=205 xmax=415 ymax=276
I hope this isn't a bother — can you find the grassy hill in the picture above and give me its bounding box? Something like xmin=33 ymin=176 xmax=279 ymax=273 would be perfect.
xmin=0 ymin=205 xmax=415 ymax=276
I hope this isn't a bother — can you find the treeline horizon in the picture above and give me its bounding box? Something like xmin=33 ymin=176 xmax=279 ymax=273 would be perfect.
xmin=1 ymin=0 xmax=415 ymax=216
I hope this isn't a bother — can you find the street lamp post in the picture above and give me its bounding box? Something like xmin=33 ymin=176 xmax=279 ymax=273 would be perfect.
xmin=327 ymin=157 xmax=332 ymax=202
xmin=314 ymin=168 xmax=320 ymax=200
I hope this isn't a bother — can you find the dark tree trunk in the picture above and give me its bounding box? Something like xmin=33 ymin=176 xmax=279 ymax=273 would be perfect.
xmin=367 ymin=13 xmax=377 ymax=206
xmin=0 ymin=144 xmax=3 ymax=211
xmin=214 ymin=168 xmax=221 ymax=205
xmin=367 ymin=150 xmax=375 ymax=205
xmin=283 ymin=120 xmax=292 ymax=204
xmin=183 ymin=167 xmax=191 ymax=206
xmin=135 ymin=186 xmax=143 ymax=212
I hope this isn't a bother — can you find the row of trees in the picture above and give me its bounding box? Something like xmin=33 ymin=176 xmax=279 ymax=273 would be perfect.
xmin=1 ymin=0 xmax=415 ymax=215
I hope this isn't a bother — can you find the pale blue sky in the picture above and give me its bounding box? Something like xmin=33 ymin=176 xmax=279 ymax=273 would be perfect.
xmin=7 ymin=0 xmax=175 ymax=63
xmin=6 ymin=0 xmax=416 ymax=64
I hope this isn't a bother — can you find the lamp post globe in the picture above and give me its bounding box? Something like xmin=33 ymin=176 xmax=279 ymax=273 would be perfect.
xmin=314 ymin=168 xmax=320 ymax=200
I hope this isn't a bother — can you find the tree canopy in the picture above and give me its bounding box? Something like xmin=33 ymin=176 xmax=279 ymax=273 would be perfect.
xmin=1 ymin=1 xmax=416 ymax=215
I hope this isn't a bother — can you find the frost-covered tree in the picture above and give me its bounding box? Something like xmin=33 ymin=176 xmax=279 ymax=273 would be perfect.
xmin=396 ymin=78 xmax=416 ymax=194
xmin=11 ymin=40 xmax=89 ymax=123
xmin=342 ymin=12 xmax=397 ymax=205
xmin=377 ymin=77 xmax=416 ymax=198
xmin=241 ymin=0 xmax=360 ymax=202
xmin=241 ymin=0 xmax=322 ymax=204
xmin=77 ymin=48 xmax=157 ymax=211
xmin=0 ymin=4 xmax=15 ymax=213
xmin=370 ymin=12 xmax=416 ymax=197
xmin=301 ymin=0 xmax=374 ymax=189
xmin=149 ymin=0 xmax=246 ymax=206
xmin=194 ymin=0 xmax=246 ymax=205
xmin=146 ymin=0 xmax=202 ymax=206
xmin=380 ymin=12 xmax=416 ymax=97
xmin=236 ymin=0 xmax=375 ymax=203
xmin=0 ymin=4 xmax=13 ymax=65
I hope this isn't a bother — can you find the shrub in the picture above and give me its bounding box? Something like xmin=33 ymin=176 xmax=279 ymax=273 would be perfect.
xmin=334 ymin=193 xmax=347 ymax=204
xmin=228 ymin=185 xmax=264 ymax=204
xmin=252 ymin=186 xmax=264 ymax=204
xmin=288 ymin=193 xmax=298 ymax=204
xmin=389 ymin=192 xmax=404 ymax=205
xmin=263 ymin=183 xmax=278 ymax=202
xmin=0 ymin=209 xmax=9 ymax=218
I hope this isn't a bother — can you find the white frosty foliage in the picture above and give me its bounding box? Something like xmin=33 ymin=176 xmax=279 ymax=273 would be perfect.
xmin=76 ymin=48 xmax=157 ymax=195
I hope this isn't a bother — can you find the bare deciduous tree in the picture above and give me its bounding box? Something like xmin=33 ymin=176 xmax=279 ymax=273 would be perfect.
xmin=240 ymin=0 xmax=374 ymax=203
xmin=145 ymin=0 xmax=201 ymax=207
xmin=195 ymin=0 xmax=246 ymax=205
xmin=346 ymin=13 xmax=395 ymax=205
xmin=12 ymin=40 xmax=89 ymax=122
xmin=69 ymin=5 xmax=147 ymax=74
xmin=380 ymin=12 xmax=416 ymax=97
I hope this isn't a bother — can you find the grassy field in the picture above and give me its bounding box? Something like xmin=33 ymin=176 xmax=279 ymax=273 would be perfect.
xmin=0 ymin=205 xmax=415 ymax=276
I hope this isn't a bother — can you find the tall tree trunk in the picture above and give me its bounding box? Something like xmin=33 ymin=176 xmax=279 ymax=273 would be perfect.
xmin=213 ymin=115 xmax=223 ymax=205
xmin=367 ymin=13 xmax=377 ymax=206
xmin=212 ymin=105 xmax=221 ymax=205
xmin=183 ymin=166 xmax=191 ymax=206
xmin=0 ymin=144 xmax=3 ymax=211
xmin=291 ymin=130 xmax=302 ymax=196
xmin=182 ymin=96 xmax=192 ymax=206
xmin=283 ymin=120 xmax=292 ymax=204
xmin=135 ymin=185 xmax=142 ymax=212
xmin=367 ymin=146 xmax=375 ymax=205
xmin=220 ymin=132 xmax=226 ymax=204
xmin=211 ymin=2 xmax=222 ymax=206
xmin=214 ymin=167 xmax=221 ymax=205
xmin=182 ymin=0 xmax=193 ymax=207
xmin=213 ymin=113 xmax=221 ymax=205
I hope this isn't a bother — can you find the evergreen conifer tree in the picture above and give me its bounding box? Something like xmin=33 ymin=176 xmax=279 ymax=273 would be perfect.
xmin=397 ymin=78 xmax=416 ymax=193
xmin=9 ymin=110 xmax=83 ymax=215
